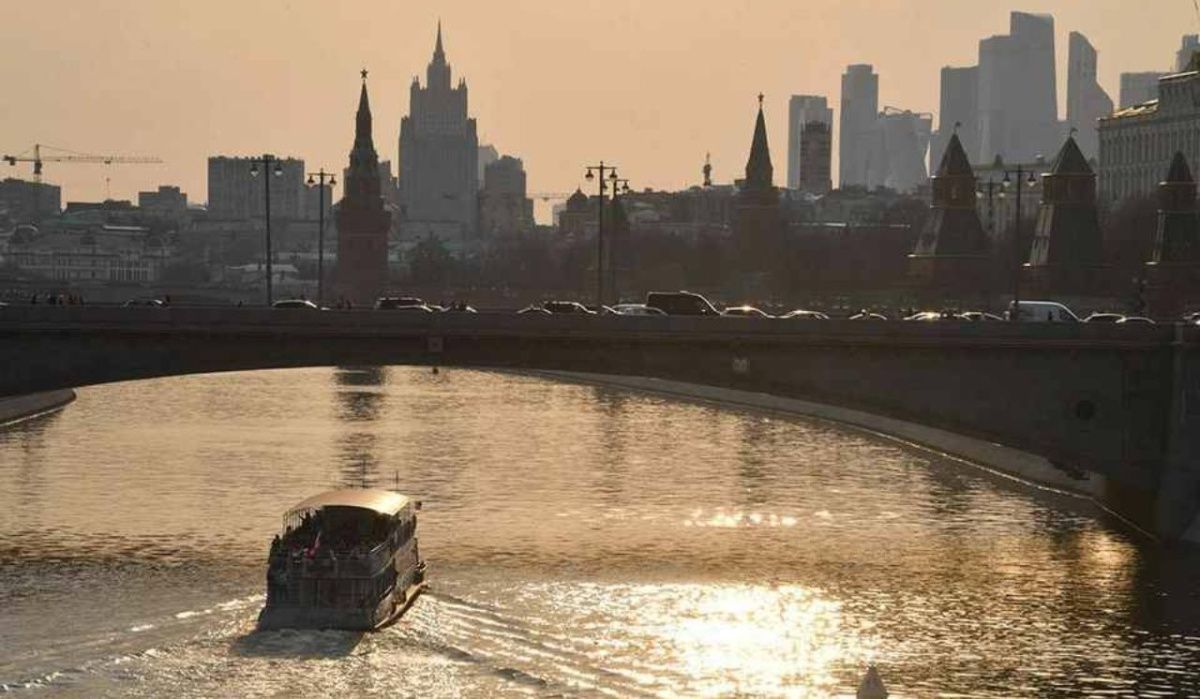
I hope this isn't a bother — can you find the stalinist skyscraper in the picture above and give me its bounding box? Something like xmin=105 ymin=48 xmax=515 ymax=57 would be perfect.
xmin=336 ymin=72 xmax=391 ymax=305
xmin=398 ymin=23 xmax=479 ymax=243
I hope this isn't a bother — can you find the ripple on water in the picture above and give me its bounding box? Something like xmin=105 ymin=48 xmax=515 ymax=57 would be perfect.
xmin=1 ymin=367 xmax=1199 ymax=696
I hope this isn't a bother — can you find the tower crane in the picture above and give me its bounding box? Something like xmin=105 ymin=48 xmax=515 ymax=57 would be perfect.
xmin=2 ymin=143 xmax=162 ymax=183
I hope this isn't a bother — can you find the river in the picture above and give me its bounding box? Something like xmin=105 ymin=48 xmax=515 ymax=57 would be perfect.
xmin=1 ymin=367 xmax=1198 ymax=697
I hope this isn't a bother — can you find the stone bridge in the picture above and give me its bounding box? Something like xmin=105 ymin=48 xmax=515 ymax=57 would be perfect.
xmin=2 ymin=305 xmax=1197 ymax=541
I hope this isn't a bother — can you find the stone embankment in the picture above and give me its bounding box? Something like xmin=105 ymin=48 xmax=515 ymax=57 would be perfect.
xmin=0 ymin=389 xmax=76 ymax=426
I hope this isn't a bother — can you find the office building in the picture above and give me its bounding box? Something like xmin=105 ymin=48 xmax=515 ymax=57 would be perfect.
xmin=786 ymin=95 xmax=833 ymax=192
xmin=1120 ymin=72 xmax=1166 ymax=108
xmin=931 ymin=66 xmax=980 ymax=170
xmin=839 ymin=65 xmax=879 ymax=187
xmin=1066 ymin=31 xmax=1114 ymax=160
xmin=207 ymin=156 xmax=305 ymax=221
xmin=977 ymin=12 xmax=1059 ymax=163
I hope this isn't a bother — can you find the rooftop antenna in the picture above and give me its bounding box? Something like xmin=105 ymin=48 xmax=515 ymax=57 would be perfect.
xmin=1193 ymin=0 xmax=1200 ymax=30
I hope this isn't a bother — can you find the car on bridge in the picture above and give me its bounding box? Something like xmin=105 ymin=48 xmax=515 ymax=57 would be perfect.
xmin=1117 ymin=316 xmax=1156 ymax=324
xmin=123 ymin=298 xmax=165 ymax=308
xmin=1006 ymin=300 xmax=1080 ymax=323
xmin=904 ymin=310 xmax=957 ymax=322
xmin=543 ymin=301 xmax=596 ymax=315
xmin=848 ymin=310 xmax=887 ymax=320
xmin=516 ymin=305 xmax=551 ymax=315
xmin=957 ymin=311 xmax=1003 ymax=322
xmin=272 ymin=299 xmax=320 ymax=310
xmin=611 ymin=303 xmax=666 ymax=316
xmin=375 ymin=297 xmax=427 ymax=311
xmin=645 ymin=291 xmax=720 ymax=316
xmin=781 ymin=309 xmax=831 ymax=320
xmin=1084 ymin=313 xmax=1125 ymax=323
xmin=721 ymin=305 xmax=771 ymax=318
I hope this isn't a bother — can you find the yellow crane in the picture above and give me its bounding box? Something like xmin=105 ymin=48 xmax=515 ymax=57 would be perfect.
xmin=3 ymin=143 xmax=162 ymax=183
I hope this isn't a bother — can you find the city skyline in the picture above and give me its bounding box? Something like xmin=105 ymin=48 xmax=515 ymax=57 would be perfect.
xmin=3 ymin=0 xmax=1198 ymax=217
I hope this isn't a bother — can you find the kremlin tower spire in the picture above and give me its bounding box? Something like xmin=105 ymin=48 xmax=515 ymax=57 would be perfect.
xmin=734 ymin=94 xmax=783 ymax=276
xmin=336 ymin=70 xmax=391 ymax=306
xmin=744 ymin=93 xmax=775 ymax=194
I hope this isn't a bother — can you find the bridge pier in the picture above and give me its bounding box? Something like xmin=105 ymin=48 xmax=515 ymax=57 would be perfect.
xmin=1153 ymin=324 xmax=1200 ymax=542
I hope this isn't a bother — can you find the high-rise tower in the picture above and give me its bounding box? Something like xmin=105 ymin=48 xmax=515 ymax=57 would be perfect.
xmin=335 ymin=71 xmax=392 ymax=305
xmin=398 ymin=23 xmax=480 ymax=244
xmin=977 ymin=12 xmax=1058 ymax=163
xmin=1067 ymin=31 xmax=1113 ymax=160
xmin=786 ymin=95 xmax=833 ymax=192
xmin=839 ymin=65 xmax=879 ymax=187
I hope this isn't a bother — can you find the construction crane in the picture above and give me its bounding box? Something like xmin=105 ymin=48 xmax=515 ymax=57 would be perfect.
xmin=2 ymin=143 xmax=162 ymax=183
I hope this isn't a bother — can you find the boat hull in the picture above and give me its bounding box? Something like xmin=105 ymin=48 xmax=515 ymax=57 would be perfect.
xmin=257 ymin=575 xmax=426 ymax=632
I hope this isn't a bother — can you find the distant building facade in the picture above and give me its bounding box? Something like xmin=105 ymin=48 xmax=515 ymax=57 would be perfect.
xmin=1178 ymin=34 xmax=1200 ymax=72
xmin=977 ymin=12 xmax=1060 ymax=164
xmin=867 ymin=108 xmax=932 ymax=193
xmin=839 ymin=65 xmax=879 ymax=187
xmin=0 ymin=178 xmax=61 ymax=223
xmin=138 ymin=185 xmax=188 ymax=224
xmin=477 ymin=144 xmax=499 ymax=188
xmin=931 ymin=66 xmax=980 ymax=170
xmin=5 ymin=224 xmax=171 ymax=283
xmin=786 ymin=95 xmax=833 ymax=192
xmin=1120 ymin=72 xmax=1165 ymax=108
xmin=398 ymin=24 xmax=479 ymax=242
xmin=479 ymin=155 xmax=533 ymax=237
xmin=207 ymin=156 xmax=305 ymax=221
xmin=1099 ymin=67 xmax=1200 ymax=202
xmin=1066 ymin=31 xmax=1113 ymax=160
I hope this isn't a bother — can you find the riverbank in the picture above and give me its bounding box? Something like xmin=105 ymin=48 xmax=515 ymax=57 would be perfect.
xmin=524 ymin=370 xmax=1177 ymax=539
xmin=0 ymin=389 xmax=76 ymax=427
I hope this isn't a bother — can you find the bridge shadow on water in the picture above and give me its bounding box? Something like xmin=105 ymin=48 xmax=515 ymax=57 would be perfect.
xmin=230 ymin=628 xmax=366 ymax=659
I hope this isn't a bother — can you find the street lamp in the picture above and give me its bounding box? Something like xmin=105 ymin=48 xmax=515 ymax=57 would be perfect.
xmin=584 ymin=161 xmax=621 ymax=307
xmin=306 ymin=169 xmax=337 ymax=307
xmin=998 ymin=166 xmax=1039 ymax=320
xmin=609 ymin=177 xmax=630 ymax=304
xmin=249 ymin=154 xmax=284 ymax=306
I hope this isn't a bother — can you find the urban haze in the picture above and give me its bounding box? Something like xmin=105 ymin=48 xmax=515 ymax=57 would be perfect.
xmin=3 ymin=1 xmax=1200 ymax=697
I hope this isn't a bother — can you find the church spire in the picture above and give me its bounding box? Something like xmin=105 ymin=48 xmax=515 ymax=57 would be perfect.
xmin=744 ymin=93 xmax=774 ymax=192
xmin=434 ymin=20 xmax=445 ymax=61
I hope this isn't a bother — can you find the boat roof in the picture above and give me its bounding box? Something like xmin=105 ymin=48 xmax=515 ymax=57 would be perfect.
xmin=285 ymin=489 xmax=412 ymax=517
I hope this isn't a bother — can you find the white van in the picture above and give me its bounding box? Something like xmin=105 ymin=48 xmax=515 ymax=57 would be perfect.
xmin=1006 ymin=300 xmax=1080 ymax=323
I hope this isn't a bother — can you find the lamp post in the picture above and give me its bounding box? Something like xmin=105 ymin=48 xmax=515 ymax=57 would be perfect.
xmin=998 ymin=166 xmax=1039 ymax=320
xmin=609 ymin=177 xmax=630 ymax=304
xmin=249 ymin=154 xmax=284 ymax=306
xmin=584 ymin=161 xmax=620 ymax=308
xmin=306 ymin=169 xmax=337 ymax=307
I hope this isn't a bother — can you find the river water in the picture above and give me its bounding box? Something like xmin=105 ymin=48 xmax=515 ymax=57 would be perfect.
xmin=1 ymin=367 xmax=1199 ymax=697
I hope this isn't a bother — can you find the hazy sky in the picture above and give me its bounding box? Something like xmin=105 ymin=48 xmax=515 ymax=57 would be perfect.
xmin=3 ymin=0 xmax=1196 ymax=219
